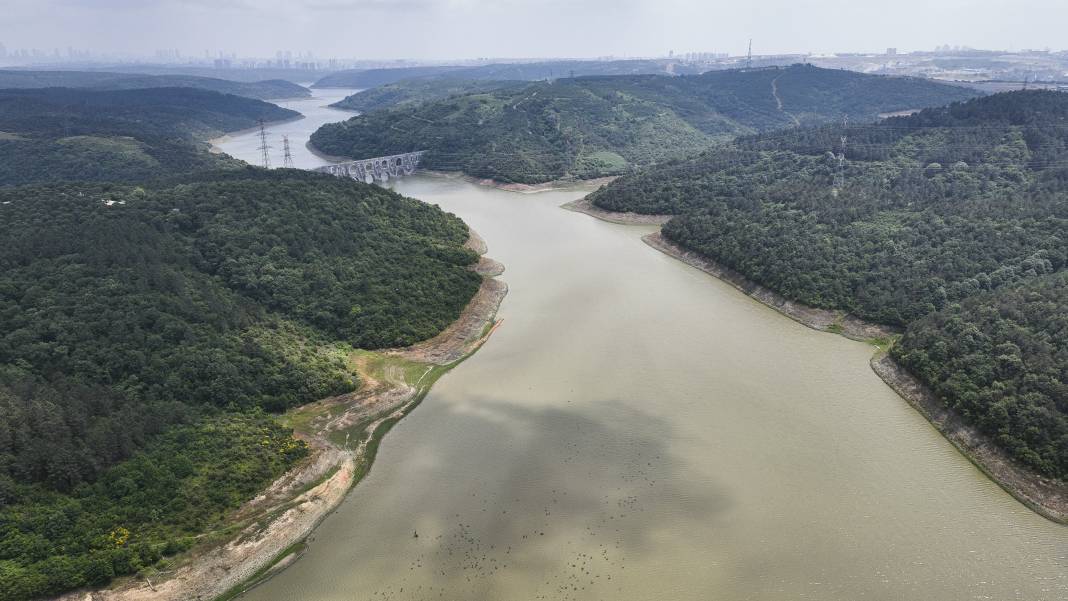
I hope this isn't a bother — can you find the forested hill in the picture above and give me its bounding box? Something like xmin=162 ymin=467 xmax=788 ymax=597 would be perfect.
xmin=313 ymin=65 xmax=468 ymax=88
xmin=330 ymin=77 xmax=523 ymax=112
xmin=0 ymin=80 xmax=489 ymax=598
xmin=0 ymin=70 xmax=309 ymax=100
xmin=891 ymin=273 xmax=1068 ymax=480
xmin=310 ymin=65 xmax=978 ymax=184
xmin=0 ymin=87 xmax=298 ymax=186
xmin=0 ymin=169 xmax=481 ymax=598
xmin=591 ymin=90 xmax=1068 ymax=480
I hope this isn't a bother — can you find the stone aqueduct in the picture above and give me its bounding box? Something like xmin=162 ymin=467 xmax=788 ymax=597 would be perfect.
xmin=314 ymin=151 xmax=425 ymax=184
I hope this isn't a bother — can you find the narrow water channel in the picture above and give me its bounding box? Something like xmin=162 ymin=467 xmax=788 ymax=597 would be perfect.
xmin=215 ymin=106 xmax=1067 ymax=601
xmin=212 ymin=87 xmax=359 ymax=169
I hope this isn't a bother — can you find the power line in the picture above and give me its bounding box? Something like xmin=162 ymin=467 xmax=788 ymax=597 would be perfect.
xmin=833 ymin=116 xmax=848 ymax=195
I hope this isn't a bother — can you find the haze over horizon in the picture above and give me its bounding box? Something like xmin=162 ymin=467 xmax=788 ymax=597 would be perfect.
xmin=3 ymin=0 xmax=1065 ymax=61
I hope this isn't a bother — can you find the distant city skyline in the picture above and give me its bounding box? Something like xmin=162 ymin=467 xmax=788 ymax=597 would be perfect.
xmin=2 ymin=0 xmax=1066 ymax=62
xmin=0 ymin=44 xmax=1064 ymax=71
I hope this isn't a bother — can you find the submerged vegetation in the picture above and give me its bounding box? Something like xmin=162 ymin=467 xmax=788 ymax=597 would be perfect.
xmin=311 ymin=65 xmax=978 ymax=183
xmin=593 ymin=90 xmax=1068 ymax=479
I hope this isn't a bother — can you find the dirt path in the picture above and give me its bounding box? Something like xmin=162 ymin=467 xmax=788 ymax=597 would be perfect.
xmin=771 ymin=75 xmax=801 ymax=127
xmin=55 ymin=227 xmax=507 ymax=601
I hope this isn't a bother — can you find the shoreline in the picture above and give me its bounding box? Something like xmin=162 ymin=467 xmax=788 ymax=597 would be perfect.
xmin=573 ymin=205 xmax=1066 ymax=524
xmin=420 ymin=169 xmax=617 ymax=194
xmin=462 ymin=173 xmax=618 ymax=194
xmin=304 ymin=141 xmax=355 ymax=164
xmin=871 ymin=354 xmax=1067 ymax=524
xmin=55 ymin=228 xmax=508 ymax=601
xmin=207 ymin=115 xmax=307 ymax=154
xmin=642 ymin=231 xmax=896 ymax=342
xmin=561 ymin=196 xmax=672 ymax=225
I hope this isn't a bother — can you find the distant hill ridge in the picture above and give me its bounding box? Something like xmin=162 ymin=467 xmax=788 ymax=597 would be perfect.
xmin=310 ymin=64 xmax=980 ymax=184
xmin=0 ymin=69 xmax=309 ymax=101
xmin=311 ymin=59 xmax=701 ymax=89
xmin=0 ymin=86 xmax=299 ymax=185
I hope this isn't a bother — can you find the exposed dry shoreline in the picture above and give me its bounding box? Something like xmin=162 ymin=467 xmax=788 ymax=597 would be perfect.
xmin=304 ymin=142 xmax=354 ymax=164
xmin=871 ymin=355 xmax=1067 ymax=524
xmin=420 ymin=169 xmax=617 ymax=194
xmin=561 ymin=196 xmax=672 ymax=225
xmin=56 ymin=228 xmax=507 ymax=601
xmin=643 ymin=231 xmax=896 ymax=341
xmin=574 ymin=204 xmax=1066 ymax=524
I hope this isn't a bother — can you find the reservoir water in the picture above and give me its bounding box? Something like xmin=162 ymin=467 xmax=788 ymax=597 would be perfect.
xmin=212 ymin=87 xmax=359 ymax=169
xmin=215 ymin=101 xmax=1067 ymax=601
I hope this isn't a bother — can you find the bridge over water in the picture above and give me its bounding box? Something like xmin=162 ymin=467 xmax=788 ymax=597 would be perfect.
xmin=314 ymin=151 xmax=426 ymax=184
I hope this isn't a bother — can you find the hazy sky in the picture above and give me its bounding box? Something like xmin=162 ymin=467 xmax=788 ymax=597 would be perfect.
xmin=3 ymin=0 xmax=1065 ymax=60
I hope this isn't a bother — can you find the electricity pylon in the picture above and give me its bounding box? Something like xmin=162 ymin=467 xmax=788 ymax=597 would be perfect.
xmin=282 ymin=135 xmax=294 ymax=168
xmin=257 ymin=120 xmax=271 ymax=168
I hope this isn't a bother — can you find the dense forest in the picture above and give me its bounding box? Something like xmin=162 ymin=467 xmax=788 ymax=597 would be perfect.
xmin=0 ymin=170 xmax=481 ymax=598
xmin=330 ymin=77 xmax=523 ymax=112
xmin=892 ymin=273 xmax=1068 ymax=478
xmin=0 ymin=70 xmax=309 ymax=100
xmin=0 ymin=84 xmax=484 ymax=599
xmin=0 ymin=87 xmax=297 ymax=186
xmin=592 ymin=90 xmax=1068 ymax=478
xmin=311 ymin=65 xmax=977 ymax=183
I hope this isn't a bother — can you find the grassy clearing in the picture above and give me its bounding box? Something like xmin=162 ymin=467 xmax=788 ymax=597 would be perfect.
xmin=866 ymin=335 xmax=898 ymax=351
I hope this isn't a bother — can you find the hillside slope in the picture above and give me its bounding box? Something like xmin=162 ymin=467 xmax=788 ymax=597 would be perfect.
xmin=0 ymin=87 xmax=484 ymax=599
xmin=310 ymin=65 xmax=979 ymax=183
xmin=0 ymin=87 xmax=298 ymax=185
xmin=330 ymin=77 xmax=523 ymax=112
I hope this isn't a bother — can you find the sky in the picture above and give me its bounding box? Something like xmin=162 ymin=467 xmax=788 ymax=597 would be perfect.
xmin=2 ymin=0 xmax=1065 ymax=60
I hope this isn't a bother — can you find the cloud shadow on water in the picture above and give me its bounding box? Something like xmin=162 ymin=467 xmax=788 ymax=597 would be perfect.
xmin=354 ymin=395 xmax=733 ymax=600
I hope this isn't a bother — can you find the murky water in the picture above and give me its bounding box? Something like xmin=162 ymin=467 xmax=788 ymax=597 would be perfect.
xmin=220 ymin=108 xmax=1067 ymax=601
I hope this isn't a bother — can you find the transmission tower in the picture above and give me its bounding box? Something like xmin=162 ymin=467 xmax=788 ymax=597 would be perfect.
xmin=832 ymin=117 xmax=848 ymax=195
xmin=257 ymin=119 xmax=272 ymax=168
xmin=745 ymin=39 xmax=753 ymax=70
xmin=282 ymin=135 xmax=294 ymax=168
